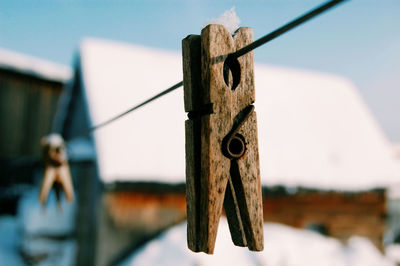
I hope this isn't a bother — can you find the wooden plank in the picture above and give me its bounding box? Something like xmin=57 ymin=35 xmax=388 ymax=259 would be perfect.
xmin=230 ymin=27 xmax=263 ymax=251
xmin=235 ymin=111 xmax=263 ymax=251
xmin=183 ymin=35 xmax=202 ymax=252
xmin=0 ymin=72 xmax=63 ymax=158
xmin=200 ymin=25 xmax=233 ymax=254
xmin=182 ymin=35 xmax=202 ymax=113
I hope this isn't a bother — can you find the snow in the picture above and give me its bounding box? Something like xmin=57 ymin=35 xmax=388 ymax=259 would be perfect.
xmin=80 ymin=38 xmax=185 ymax=183
xmin=41 ymin=133 xmax=65 ymax=147
xmin=204 ymin=7 xmax=240 ymax=35
xmin=77 ymin=38 xmax=400 ymax=190
xmin=256 ymin=65 xmax=400 ymax=190
xmin=20 ymin=237 xmax=76 ymax=266
xmin=386 ymin=244 xmax=400 ymax=264
xmin=393 ymin=143 xmax=400 ymax=160
xmin=121 ymin=218 xmax=395 ymax=266
xmin=18 ymin=187 xmax=76 ymax=236
xmin=0 ymin=187 xmax=78 ymax=266
xmin=0 ymin=47 xmax=72 ymax=82
xmin=0 ymin=216 xmax=24 ymax=266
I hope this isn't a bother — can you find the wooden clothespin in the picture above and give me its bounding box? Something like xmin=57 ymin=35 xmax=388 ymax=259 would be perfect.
xmin=39 ymin=134 xmax=74 ymax=211
xmin=183 ymin=24 xmax=263 ymax=254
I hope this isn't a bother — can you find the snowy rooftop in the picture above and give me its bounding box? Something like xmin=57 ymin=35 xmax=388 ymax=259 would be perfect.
xmin=76 ymin=37 xmax=400 ymax=190
xmin=0 ymin=47 xmax=72 ymax=82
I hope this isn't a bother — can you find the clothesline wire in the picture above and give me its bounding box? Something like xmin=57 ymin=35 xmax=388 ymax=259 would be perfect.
xmin=231 ymin=0 xmax=347 ymax=59
xmin=67 ymin=0 xmax=347 ymax=142
xmin=67 ymin=81 xmax=183 ymax=141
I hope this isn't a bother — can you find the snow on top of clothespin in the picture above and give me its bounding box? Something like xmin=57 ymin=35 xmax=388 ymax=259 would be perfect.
xmin=41 ymin=133 xmax=65 ymax=147
xmin=204 ymin=7 xmax=240 ymax=35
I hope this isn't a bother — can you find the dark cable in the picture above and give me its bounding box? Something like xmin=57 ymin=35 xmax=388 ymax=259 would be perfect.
xmin=231 ymin=0 xmax=348 ymax=59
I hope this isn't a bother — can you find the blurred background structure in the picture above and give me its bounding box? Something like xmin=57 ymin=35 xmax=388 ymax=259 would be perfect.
xmin=0 ymin=1 xmax=400 ymax=266
xmin=0 ymin=48 xmax=71 ymax=215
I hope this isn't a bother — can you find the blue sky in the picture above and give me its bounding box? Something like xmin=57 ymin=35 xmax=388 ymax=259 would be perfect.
xmin=1 ymin=0 xmax=399 ymax=141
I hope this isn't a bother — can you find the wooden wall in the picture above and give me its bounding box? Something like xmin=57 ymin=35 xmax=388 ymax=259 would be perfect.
xmin=0 ymin=68 xmax=64 ymax=160
xmin=262 ymin=187 xmax=386 ymax=250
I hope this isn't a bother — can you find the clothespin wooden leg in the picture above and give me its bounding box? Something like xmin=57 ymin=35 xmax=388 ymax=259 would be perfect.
xmin=39 ymin=167 xmax=56 ymax=205
xmin=58 ymin=165 xmax=75 ymax=202
xmin=183 ymin=25 xmax=263 ymax=254
xmin=183 ymin=34 xmax=211 ymax=252
xmin=226 ymin=111 xmax=263 ymax=250
xmin=223 ymin=162 xmax=248 ymax=247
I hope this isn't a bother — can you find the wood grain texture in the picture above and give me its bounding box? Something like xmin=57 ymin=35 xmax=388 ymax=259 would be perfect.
xmin=183 ymin=35 xmax=203 ymax=252
xmin=182 ymin=35 xmax=201 ymax=113
xmin=184 ymin=119 xmax=199 ymax=251
xmin=183 ymin=24 xmax=263 ymax=254
xmin=0 ymin=70 xmax=63 ymax=158
xmin=231 ymin=27 xmax=263 ymax=251
xmin=235 ymin=112 xmax=263 ymax=251
xmin=200 ymin=25 xmax=233 ymax=254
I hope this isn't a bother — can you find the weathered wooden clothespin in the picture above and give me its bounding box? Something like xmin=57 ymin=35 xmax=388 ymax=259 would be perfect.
xmin=183 ymin=24 xmax=263 ymax=254
xmin=39 ymin=134 xmax=74 ymax=211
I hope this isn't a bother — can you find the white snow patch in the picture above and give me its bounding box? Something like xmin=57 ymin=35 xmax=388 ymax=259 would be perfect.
xmin=204 ymin=7 xmax=240 ymax=35
xmin=80 ymin=38 xmax=185 ymax=183
xmin=0 ymin=216 xmax=24 ymax=266
xmin=41 ymin=133 xmax=65 ymax=147
xmin=0 ymin=47 xmax=72 ymax=82
xmin=18 ymin=188 xmax=76 ymax=236
xmin=255 ymin=64 xmax=400 ymax=190
xmin=386 ymin=244 xmax=400 ymax=264
xmin=20 ymin=238 xmax=76 ymax=266
xmin=344 ymin=236 xmax=394 ymax=266
xmin=121 ymin=219 xmax=394 ymax=266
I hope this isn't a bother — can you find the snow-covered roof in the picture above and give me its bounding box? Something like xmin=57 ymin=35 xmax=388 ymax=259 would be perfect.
xmin=120 ymin=219 xmax=395 ymax=266
xmin=76 ymin=37 xmax=400 ymax=190
xmin=0 ymin=47 xmax=72 ymax=82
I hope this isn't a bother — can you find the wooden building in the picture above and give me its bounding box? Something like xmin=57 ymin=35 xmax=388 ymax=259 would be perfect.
xmin=0 ymin=47 xmax=71 ymax=214
xmin=0 ymin=47 xmax=71 ymax=160
xmin=56 ymin=38 xmax=400 ymax=266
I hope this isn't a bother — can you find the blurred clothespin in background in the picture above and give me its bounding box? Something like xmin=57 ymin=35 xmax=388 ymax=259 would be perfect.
xmin=39 ymin=134 xmax=74 ymax=212
xmin=183 ymin=24 xmax=263 ymax=254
